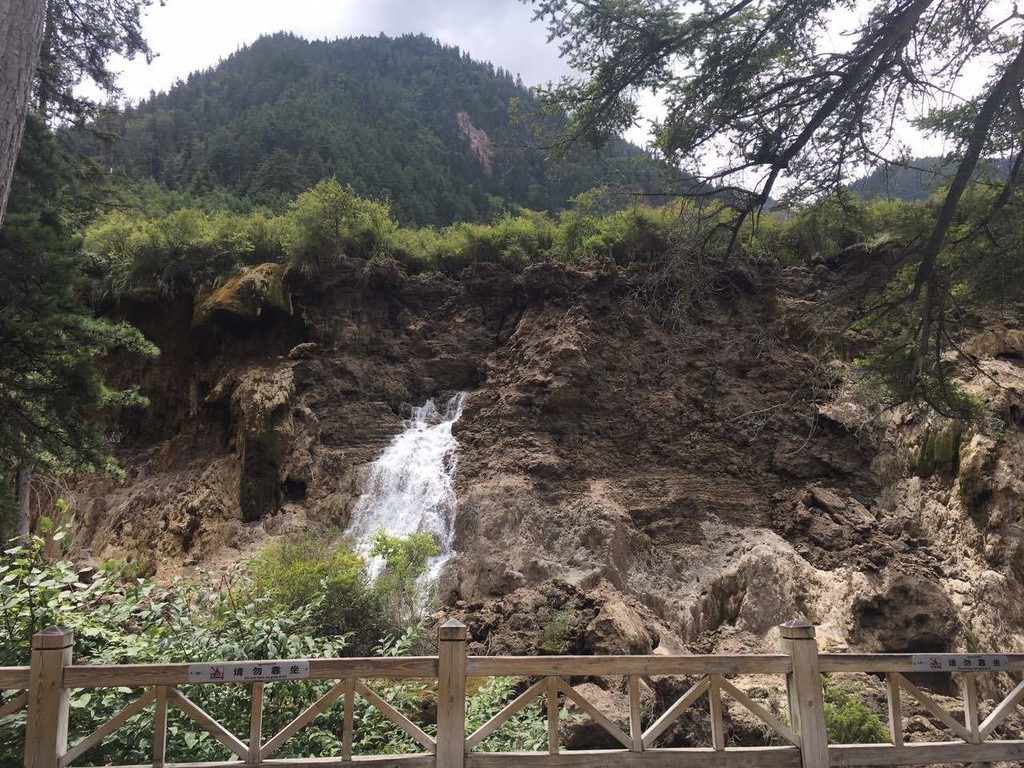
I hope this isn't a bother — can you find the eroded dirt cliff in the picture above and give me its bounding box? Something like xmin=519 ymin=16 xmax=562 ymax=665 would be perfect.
xmin=69 ymin=251 xmax=1024 ymax=663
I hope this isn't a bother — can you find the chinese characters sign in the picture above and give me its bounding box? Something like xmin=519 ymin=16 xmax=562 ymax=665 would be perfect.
xmin=911 ymin=654 xmax=1009 ymax=672
xmin=188 ymin=660 xmax=310 ymax=683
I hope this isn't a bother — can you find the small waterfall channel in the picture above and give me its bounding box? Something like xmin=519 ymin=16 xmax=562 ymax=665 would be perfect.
xmin=345 ymin=393 xmax=467 ymax=581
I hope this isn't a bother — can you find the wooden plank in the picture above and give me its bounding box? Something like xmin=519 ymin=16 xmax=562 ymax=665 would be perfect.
xmin=779 ymin=621 xmax=828 ymax=768
xmin=980 ymin=677 xmax=1024 ymax=738
xmin=312 ymin=658 xmax=437 ymax=680
xmin=354 ymin=681 xmax=436 ymax=754
xmin=627 ymin=676 xmax=643 ymax=752
xmin=168 ymin=687 xmax=248 ymax=760
xmin=557 ymin=679 xmax=632 ymax=750
xmin=466 ymin=746 xmax=801 ymax=768
xmin=25 ymin=627 xmax=73 ymax=768
xmin=108 ymin=755 xmax=437 ymax=768
xmin=59 ymin=688 xmax=156 ymax=767
xmin=708 ymin=675 xmax=725 ymax=751
xmin=342 ymin=679 xmax=355 ymax=761
xmin=962 ymin=672 xmax=980 ymax=744
xmin=885 ymin=674 xmax=902 ymax=747
xmin=0 ymin=691 xmax=27 ymax=720
xmin=819 ymin=653 xmax=1024 ymax=673
xmin=260 ymin=681 xmax=346 ymax=760
xmin=436 ymin=620 xmax=467 ymax=768
xmin=546 ymin=676 xmax=559 ymax=755
xmin=152 ymin=686 xmax=168 ymax=768
xmin=63 ymin=658 xmax=438 ymax=689
xmin=893 ymin=673 xmax=970 ymax=742
xmin=0 ymin=666 xmax=30 ymax=688
xmin=641 ymin=676 xmax=709 ymax=748
xmin=466 ymin=656 xmax=790 ymax=678
xmin=717 ymin=677 xmax=798 ymax=746
xmin=829 ymin=740 xmax=1024 ymax=766
xmin=249 ymin=682 xmax=264 ymax=764
xmin=466 ymin=678 xmax=546 ymax=750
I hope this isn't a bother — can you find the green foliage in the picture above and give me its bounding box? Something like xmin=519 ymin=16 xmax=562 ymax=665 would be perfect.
xmin=71 ymin=33 xmax=666 ymax=228
xmin=247 ymin=534 xmax=388 ymax=656
xmin=35 ymin=0 xmax=156 ymax=122
xmin=285 ymin=179 xmax=397 ymax=273
xmin=465 ymin=677 xmax=550 ymax=752
xmin=0 ymin=115 xmax=158 ymax=492
xmin=941 ymin=182 xmax=1024 ymax=309
xmin=537 ymin=607 xmax=579 ymax=654
xmin=0 ymin=537 xmax=561 ymax=765
xmin=369 ymin=530 xmax=440 ymax=627
xmin=82 ymin=206 xmax=289 ymax=298
xmin=771 ymin=195 xmax=870 ymax=261
xmin=81 ymin=183 xmax=690 ymax=293
xmin=822 ymin=679 xmax=889 ymax=745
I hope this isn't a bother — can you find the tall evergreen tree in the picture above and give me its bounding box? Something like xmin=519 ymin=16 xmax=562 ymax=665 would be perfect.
xmin=1 ymin=0 xmax=158 ymax=538
xmin=0 ymin=0 xmax=46 ymax=230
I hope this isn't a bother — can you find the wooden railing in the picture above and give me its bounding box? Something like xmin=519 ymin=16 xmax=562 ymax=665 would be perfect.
xmin=2 ymin=619 xmax=1024 ymax=768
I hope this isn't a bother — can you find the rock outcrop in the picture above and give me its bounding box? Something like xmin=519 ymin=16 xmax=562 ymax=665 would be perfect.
xmin=68 ymin=252 xmax=1024 ymax=663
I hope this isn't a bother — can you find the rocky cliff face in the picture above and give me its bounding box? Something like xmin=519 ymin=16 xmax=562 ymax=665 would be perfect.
xmin=71 ymin=252 xmax=1024 ymax=661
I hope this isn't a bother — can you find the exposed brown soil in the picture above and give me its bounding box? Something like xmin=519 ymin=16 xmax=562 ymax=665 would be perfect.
xmin=68 ymin=250 xmax=1024 ymax=677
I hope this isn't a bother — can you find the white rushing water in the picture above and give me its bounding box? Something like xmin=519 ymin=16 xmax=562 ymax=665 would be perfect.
xmin=346 ymin=392 xmax=467 ymax=580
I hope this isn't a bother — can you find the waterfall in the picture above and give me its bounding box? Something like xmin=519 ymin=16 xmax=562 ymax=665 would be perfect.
xmin=346 ymin=392 xmax=467 ymax=580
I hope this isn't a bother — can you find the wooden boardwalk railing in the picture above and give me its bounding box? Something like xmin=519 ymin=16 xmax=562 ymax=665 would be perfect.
xmin=2 ymin=619 xmax=1024 ymax=768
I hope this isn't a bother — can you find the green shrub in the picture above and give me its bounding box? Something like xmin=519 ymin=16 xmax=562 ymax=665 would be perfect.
xmin=823 ymin=679 xmax=889 ymax=744
xmin=0 ymin=536 xmax=565 ymax=765
xmin=369 ymin=530 xmax=440 ymax=628
xmin=284 ymin=179 xmax=397 ymax=272
xmin=247 ymin=534 xmax=388 ymax=654
xmin=769 ymin=194 xmax=869 ymax=261
xmin=466 ymin=677 xmax=549 ymax=751
xmin=537 ymin=607 xmax=579 ymax=654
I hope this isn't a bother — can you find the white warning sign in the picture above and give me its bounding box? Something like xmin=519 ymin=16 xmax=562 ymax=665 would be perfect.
xmin=911 ymin=654 xmax=1009 ymax=672
xmin=188 ymin=660 xmax=310 ymax=683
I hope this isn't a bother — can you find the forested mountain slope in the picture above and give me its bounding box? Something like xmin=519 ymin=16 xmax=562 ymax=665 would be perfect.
xmin=85 ymin=33 xmax=666 ymax=225
xmin=850 ymin=156 xmax=1012 ymax=202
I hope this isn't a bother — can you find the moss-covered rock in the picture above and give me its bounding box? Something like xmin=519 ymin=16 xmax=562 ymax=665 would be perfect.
xmin=909 ymin=423 xmax=963 ymax=478
xmin=192 ymin=263 xmax=292 ymax=327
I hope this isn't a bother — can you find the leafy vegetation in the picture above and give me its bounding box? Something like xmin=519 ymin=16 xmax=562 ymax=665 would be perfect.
xmin=0 ymin=529 xmax=552 ymax=764
xmin=72 ymin=32 xmax=667 ymax=227
xmin=80 ymin=181 xmax=695 ymax=294
xmin=369 ymin=530 xmax=440 ymax=629
xmin=246 ymin=533 xmax=389 ymax=655
xmin=0 ymin=115 xmax=157 ymax=536
xmin=822 ymin=679 xmax=890 ymax=745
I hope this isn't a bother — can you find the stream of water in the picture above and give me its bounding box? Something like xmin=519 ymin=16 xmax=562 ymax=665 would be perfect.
xmin=346 ymin=392 xmax=467 ymax=580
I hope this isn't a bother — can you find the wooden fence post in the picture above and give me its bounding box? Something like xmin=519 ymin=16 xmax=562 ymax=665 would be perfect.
xmin=437 ymin=619 xmax=467 ymax=768
xmin=24 ymin=626 xmax=73 ymax=768
xmin=780 ymin=620 xmax=830 ymax=768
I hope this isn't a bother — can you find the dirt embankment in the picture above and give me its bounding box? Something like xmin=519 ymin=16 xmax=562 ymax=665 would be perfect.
xmin=71 ymin=251 xmax=1024 ymax=665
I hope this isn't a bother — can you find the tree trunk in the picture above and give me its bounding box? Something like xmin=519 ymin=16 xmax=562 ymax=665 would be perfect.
xmin=912 ymin=37 xmax=1024 ymax=379
xmin=0 ymin=0 xmax=47 ymax=230
xmin=15 ymin=464 xmax=32 ymax=544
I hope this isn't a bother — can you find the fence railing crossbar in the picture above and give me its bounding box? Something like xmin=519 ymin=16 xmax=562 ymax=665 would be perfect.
xmin=4 ymin=620 xmax=1024 ymax=768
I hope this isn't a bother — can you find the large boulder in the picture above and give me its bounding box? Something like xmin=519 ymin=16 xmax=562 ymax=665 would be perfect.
xmin=193 ymin=263 xmax=292 ymax=327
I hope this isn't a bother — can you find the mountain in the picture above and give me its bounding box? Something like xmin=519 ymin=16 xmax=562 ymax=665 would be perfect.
xmin=850 ymin=156 xmax=1012 ymax=202
xmin=87 ymin=33 xmax=668 ymax=225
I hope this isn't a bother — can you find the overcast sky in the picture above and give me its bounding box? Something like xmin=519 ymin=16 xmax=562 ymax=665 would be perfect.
xmin=116 ymin=0 xmax=575 ymax=98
